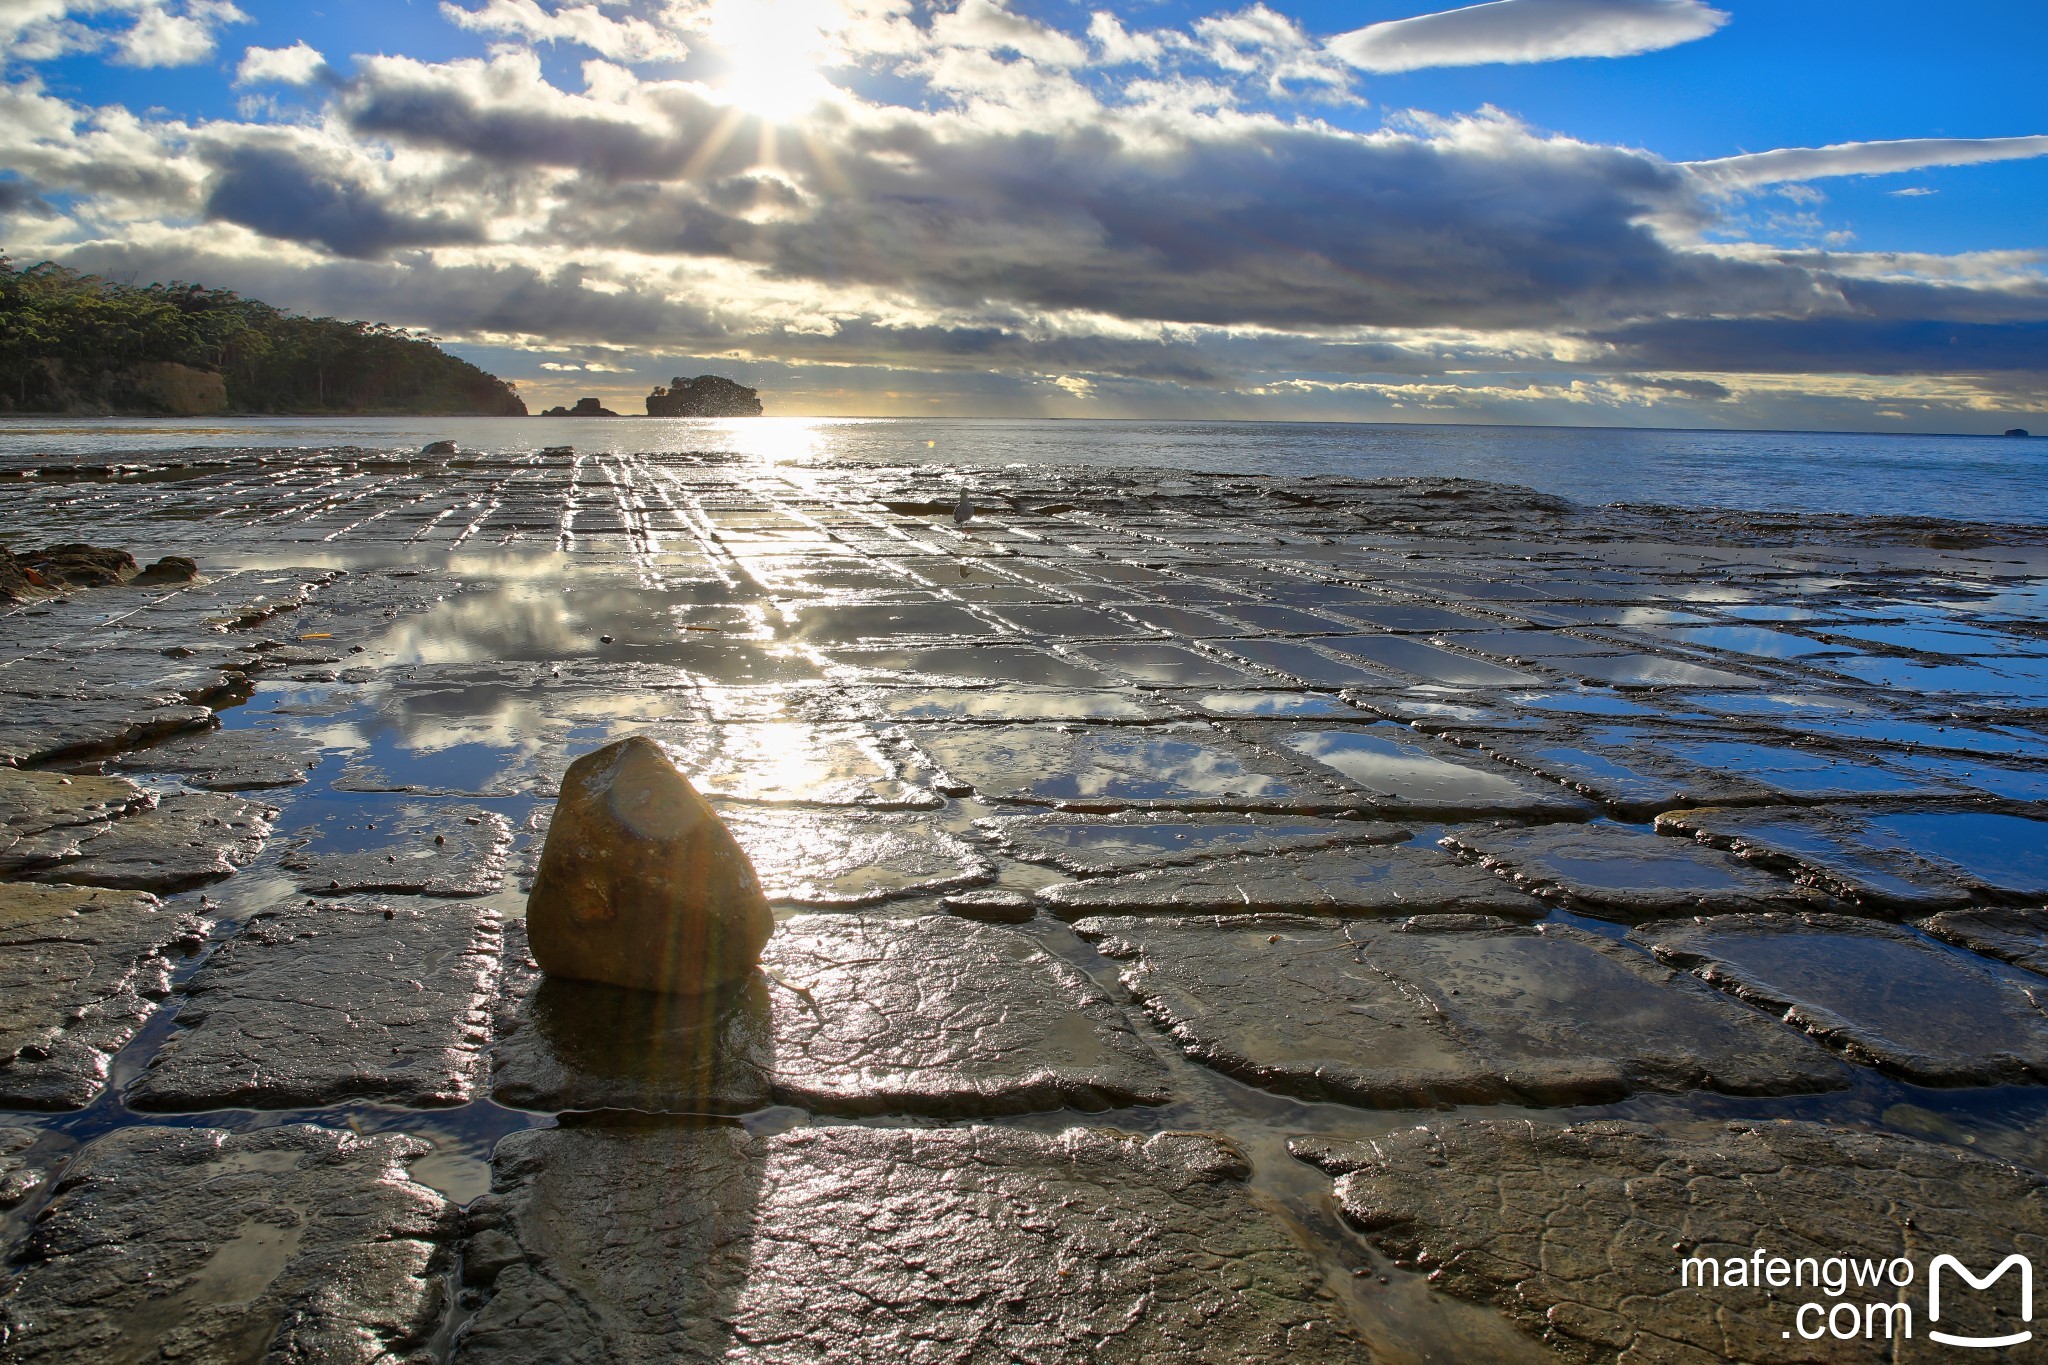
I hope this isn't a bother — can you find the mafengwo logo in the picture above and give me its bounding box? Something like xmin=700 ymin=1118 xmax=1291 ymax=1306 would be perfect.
xmin=1679 ymin=1248 xmax=2033 ymax=1347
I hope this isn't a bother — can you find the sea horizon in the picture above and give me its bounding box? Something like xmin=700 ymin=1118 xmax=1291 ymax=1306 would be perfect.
xmin=4 ymin=414 xmax=2042 ymax=526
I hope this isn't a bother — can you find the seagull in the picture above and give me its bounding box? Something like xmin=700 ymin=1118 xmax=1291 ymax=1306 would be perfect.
xmin=953 ymin=488 xmax=974 ymax=526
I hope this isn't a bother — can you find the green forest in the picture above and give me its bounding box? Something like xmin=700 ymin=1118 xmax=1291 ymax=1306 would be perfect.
xmin=0 ymin=257 xmax=525 ymax=415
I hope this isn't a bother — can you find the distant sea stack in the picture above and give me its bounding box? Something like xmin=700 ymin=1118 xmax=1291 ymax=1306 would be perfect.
xmin=541 ymin=398 xmax=619 ymax=417
xmin=646 ymin=375 xmax=763 ymax=417
xmin=2007 ymin=428 xmax=2032 ymax=438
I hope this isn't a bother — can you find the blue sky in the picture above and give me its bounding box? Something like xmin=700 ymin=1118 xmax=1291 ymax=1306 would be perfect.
xmin=4 ymin=0 xmax=2044 ymax=430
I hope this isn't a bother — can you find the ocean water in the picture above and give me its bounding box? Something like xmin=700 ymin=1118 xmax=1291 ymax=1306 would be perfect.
xmin=0 ymin=415 xmax=2042 ymax=525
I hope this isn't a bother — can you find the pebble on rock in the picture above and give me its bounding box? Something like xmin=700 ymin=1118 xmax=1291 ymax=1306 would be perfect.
xmin=526 ymin=735 xmax=773 ymax=994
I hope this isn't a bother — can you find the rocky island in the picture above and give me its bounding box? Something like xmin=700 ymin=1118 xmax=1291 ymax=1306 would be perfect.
xmin=538 ymin=397 xmax=619 ymax=417
xmin=646 ymin=374 xmax=763 ymax=416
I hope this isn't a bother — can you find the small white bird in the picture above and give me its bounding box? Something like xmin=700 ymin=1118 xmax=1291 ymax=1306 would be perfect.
xmin=953 ymin=488 xmax=974 ymax=526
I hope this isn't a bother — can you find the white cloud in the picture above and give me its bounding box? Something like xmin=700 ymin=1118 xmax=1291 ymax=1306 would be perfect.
xmin=2 ymin=0 xmax=249 ymax=68
xmin=111 ymin=0 xmax=248 ymax=67
xmin=1689 ymin=134 xmax=2048 ymax=189
xmin=1890 ymin=186 xmax=1936 ymax=198
xmin=1087 ymin=12 xmax=1163 ymax=67
xmin=930 ymin=0 xmax=1088 ymax=68
xmin=439 ymin=0 xmax=692 ymax=63
xmin=235 ymin=41 xmax=328 ymax=87
xmin=1194 ymin=4 xmax=1353 ymax=96
xmin=1330 ymin=0 xmax=1728 ymax=74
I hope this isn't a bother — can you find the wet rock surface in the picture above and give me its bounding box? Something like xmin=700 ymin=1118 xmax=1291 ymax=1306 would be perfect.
xmin=1636 ymin=911 xmax=2048 ymax=1085
xmin=0 ymin=883 xmax=203 ymax=1109
xmin=129 ymin=897 xmax=501 ymax=1109
xmin=911 ymin=723 xmax=1350 ymax=811
xmin=111 ymin=724 xmax=319 ymax=790
xmin=1656 ymin=805 xmax=2048 ymax=909
xmin=0 ymin=1123 xmax=452 ymax=1363
xmin=1294 ymin=1118 xmax=2048 ymax=1365
xmin=17 ymin=790 xmax=275 ymax=893
xmin=281 ymin=802 xmax=514 ymax=897
xmin=1919 ymin=905 xmax=2048 ymax=975
xmin=0 ymin=1125 xmax=42 ymax=1207
xmin=1079 ymin=914 xmax=1844 ymax=1107
xmin=455 ymin=1124 xmax=1363 ymax=1363
xmin=490 ymin=922 xmax=773 ymax=1114
xmin=982 ymin=810 xmax=1410 ymax=875
xmin=0 ymin=768 xmax=149 ymax=874
xmin=721 ymin=806 xmax=991 ymax=904
xmin=1041 ymin=844 xmax=1547 ymax=919
xmin=1440 ymin=819 xmax=1829 ymax=918
xmin=494 ymin=915 xmax=1169 ymax=1116
xmin=0 ymin=697 xmax=214 ymax=768
xmin=766 ymin=913 xmax=1170 ymax=1115
xmin=5 ymin=448 xmax=2048 ymax=1355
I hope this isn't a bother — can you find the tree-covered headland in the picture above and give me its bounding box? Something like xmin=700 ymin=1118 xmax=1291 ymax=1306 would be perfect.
xmin=0 ymin=257 xmax=526 ymax=415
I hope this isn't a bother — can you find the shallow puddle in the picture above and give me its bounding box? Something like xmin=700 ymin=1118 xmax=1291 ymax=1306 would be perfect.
xmin=1860 ymin=811 xmax=2048 ymax=896
xmin=1315 ymin=635 xmax=1539 ymax=686
xmin=784 ymin=602 xmax=999 ymax=644
xmin=1215 ymin=638 xmax=1398 ymax=687
xmin=913 ymin=725 xmax=1320 ymax=807
xmin=1070 ymin=642 xmax=1265 ymax=687
xmin=1656 ymin=625 xmax=1845 ymax=659
xmin=829 ymin=645 xmax=1116 ymax=687
xmin=1280 ymin=726 xmax=1570 ymax=812
xmin=1657 ymin=739 xmax=1935 ymax=798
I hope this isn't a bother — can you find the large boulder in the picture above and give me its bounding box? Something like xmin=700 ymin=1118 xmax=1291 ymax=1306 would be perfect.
xmin=527 ymin=737 xmax=773 ymax=994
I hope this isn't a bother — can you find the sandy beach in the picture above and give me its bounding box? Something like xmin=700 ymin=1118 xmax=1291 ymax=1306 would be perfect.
xmin=3 ymin=443 xmax=2048 ymax=1361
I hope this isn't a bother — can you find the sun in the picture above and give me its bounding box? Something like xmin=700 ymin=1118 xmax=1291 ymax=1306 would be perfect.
xmin=709 ymin=0 xmax=839 ymax=122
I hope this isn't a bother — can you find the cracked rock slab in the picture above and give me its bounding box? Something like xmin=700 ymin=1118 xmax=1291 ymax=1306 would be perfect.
xmin=1268 ymin=724 xmax=1593 ymax=818
xmin=112 ymin=725 xmax=319 ymax=790
xmin=1 ymin=1124 xmax=47 ymax=1207
xmin=129 ymin=897 xmax=501 ymax=1110
xmin=0 ymin=697 xmax=214 ymax=768
xmin=281 ymin=804 xmax=515 ymax=897
xmin=1293 ymin=1118 xmax=2048 ymax=1365
xmin=493 ymin=915 xmax=1170 ymax=1116
xmin=910 ymin=723 xmax=1350 ymax=811
xmin=721 ymin=807 xmax=992 ymax=905
xmin=0 ymin=883 xmax=204 ymax=1109
xmin=488 ymin=922 xmax=773 ymax=1115
xmin=0 ymin=768 xmax=150 ymax=875
xmin=0 ymin=1124 xmax=452 ymax=1364
xmin=22 ymin=791 xmax=275 ymax=894
xmin=1439 ymin=820 xmax=1826 ymax=919
xmin=454 ymin=1124 xmax=1362 ymax=1364
xmin=981 ymin=810 xmax=1411 ymax=876
xmin=1655 ymin=805 xmax=2048 ymax=909
xmin=766 ymin=913 xmax=1171 ymax=1115
xmin=649 ymin=722 xmax=937 ymax=808
xmin=1918 ymin=905 xmax=2048 ymax=975
xmin=1040 ymin=845 xmax=1544 ymax=920
xmin=1635 ymin=911 xmax=2048 ymax=1085
xmin=1075 ymin=914 xmax=1844 ymax=1108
